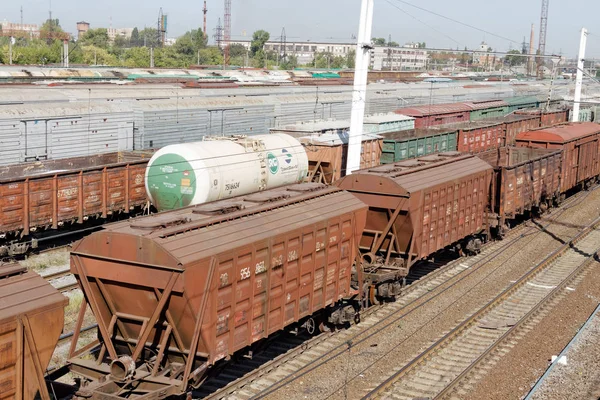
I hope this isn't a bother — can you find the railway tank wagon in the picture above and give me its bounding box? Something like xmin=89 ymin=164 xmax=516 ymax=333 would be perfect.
xmin=145 ymin=134 xmax=309 ymax=211
xmin=515 ymin=123 xmax=600 ymax=192
xmin=335 ymin=152 xmax=493 ymax=299
xmin=66 ymin=183 xmax=367 ymax=398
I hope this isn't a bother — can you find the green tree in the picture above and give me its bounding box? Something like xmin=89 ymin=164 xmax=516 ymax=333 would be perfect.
xmin=250 ymin=30 xmax=270 ymax=56
xmin=39 ymin=19 xmax=64 ymax=42
xmin=197 ymin=47 xmax=224 ymax=65
xmin=347 ymin=49 xmax=356 ymax=69
xmin=139 ymin=28 xmax=160 ymax=47
xmin=504 ymin=49 xmax=524 ymax=66
xmin=280 ymin=54 xmax=298 ymax=70
xmin=388 ymin=41 xmax=399 ymax=47
xmin=130 ymin=27 xmax=140 ymax=46
xmin=121 ymin=47 xmax=151 ymax=67
xmin=252 ymin=48 xmax=266 ymax=67
xmin=80 ymin=28 xmax=110 ymax=49
xmin=372 ymin=37 xmax=386 ymax=46
xmin=80 ymin=45 xmax=117 ymax=65
xmin=113 ymin=35 xmax=128 ymax=49
xmin=229 ymin=43 xmax=247 ymax=58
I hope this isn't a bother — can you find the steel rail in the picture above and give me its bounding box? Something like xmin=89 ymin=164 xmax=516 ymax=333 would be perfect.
xmin=363 ymin=215 xmax=600 ymax=400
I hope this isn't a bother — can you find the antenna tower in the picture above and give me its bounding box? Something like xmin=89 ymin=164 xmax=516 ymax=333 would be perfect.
xmin=537 ymin=0 xmax=549 ymax=78
xmin=203 ymin=1 xmax=208 ymax=38
xmin=223 ymin=0 xmax=231 ymax=65
xmin=214 ymin=18 xmax=223 ymax=49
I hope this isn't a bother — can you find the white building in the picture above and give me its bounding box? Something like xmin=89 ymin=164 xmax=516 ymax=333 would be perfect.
xmin=225 ymin=40 xmax=355 ymax=65
xmin=370 ymin=43 xmax=428 ymax=71
xmin=107 ymin=27 xmax=134 ymax=42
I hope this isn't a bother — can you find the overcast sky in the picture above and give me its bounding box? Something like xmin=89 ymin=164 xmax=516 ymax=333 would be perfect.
xmin=2 ymin=0 xmax=599 ymax=57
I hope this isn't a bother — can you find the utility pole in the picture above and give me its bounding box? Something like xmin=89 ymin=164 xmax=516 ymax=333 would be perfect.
xmin=63 ymin=40 xmax=69 ymax=67
xmin=9 ymin=38 xmax=13 ymax=65
xmin=387 ymin=34 xmax=392 ymax=71
xmin=572 ymin=28 xmax=588 ymax=122
xmin=347 ymin=0 xmax=374 ymax=175
xmin=528 ymin=24 xmax=535 ymax=76
xmin=150 ymin=47 xmax=154 ymax=68
xmin=20 ymin=6 xmax=23 ymax=27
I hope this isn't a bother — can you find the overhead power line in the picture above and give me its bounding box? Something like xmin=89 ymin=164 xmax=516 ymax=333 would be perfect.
xmin=391 ymin=0 xmax=521 ymax=45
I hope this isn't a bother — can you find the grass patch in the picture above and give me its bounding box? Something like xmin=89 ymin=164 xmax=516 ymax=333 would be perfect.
xmin=21 ymin=248 xmax=69 ymax=272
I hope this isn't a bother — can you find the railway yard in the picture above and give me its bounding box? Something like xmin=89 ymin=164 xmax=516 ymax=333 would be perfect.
xmin=2 ymin=44 xmax=600 ymax=400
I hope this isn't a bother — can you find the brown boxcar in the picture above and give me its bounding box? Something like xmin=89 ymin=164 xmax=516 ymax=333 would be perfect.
xmin=394 ymin=103 xmax=472 ymax=129
xmin=0 ymin=151 xmax=153 ymax=256
xmin=515 ymin=123 xmax=600 ymax=192
xmin=301 ymin=133 xmax=382 ymax=184
xmin=479 ymin=147 xmax=562 ymax=236
xmin=0 ymin=263 xmax=67 ymax=400
xmin=456 ymin=121 xmax=505 ymax=153
xmin=482 ymin=114 xmax=542 ymax=145
xmin=67 ymin=183 xmax=367 ymax=398
xmin=335 ymin=152 xmax=493 ymax=277
xmin=515 ymin=109 xmax=568 ymax=127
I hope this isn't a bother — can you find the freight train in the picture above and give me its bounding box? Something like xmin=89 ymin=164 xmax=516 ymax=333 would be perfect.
xmin=2 ymin=122 xmax=600 ymax=399
xmin=0 ymin=105 xmax=574 ymax=257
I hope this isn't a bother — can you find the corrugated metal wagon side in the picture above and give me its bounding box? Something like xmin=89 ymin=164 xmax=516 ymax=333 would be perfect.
xmin=479 ymin=147 xmax=562 ymax=236
xmin=0 ymin=152 xmax=152 ymax=256
xmin=456 ymin=121 xmax=505 ymax=153
xmin=380 ymin=127 xmax=458 ymax=163
xmin=335 ymin=152 xmax=493 ymax=288
xmin=66 ymin=183 xmax=367 ymax=398
xmin=0 ymin=263 xmax=67 ymax=400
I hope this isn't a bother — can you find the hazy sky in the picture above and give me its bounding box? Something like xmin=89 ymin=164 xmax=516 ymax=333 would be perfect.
xmin=3 ymin=0 xmax=599 ymax=57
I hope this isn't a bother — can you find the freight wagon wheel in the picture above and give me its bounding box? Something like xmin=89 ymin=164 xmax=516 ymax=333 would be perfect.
xmin=306 ymin=317 xmax=316 ymax=335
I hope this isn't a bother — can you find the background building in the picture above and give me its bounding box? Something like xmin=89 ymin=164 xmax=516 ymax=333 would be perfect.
xmin=76 ymin=21 xmax=90 ymax=40
xmin=0 ymin=20 xmax=39 ymax=37
xmin=370 ymin=43 xmax=428 ymax=71
xmin=226 ymin=40 xmax=355 ymax=65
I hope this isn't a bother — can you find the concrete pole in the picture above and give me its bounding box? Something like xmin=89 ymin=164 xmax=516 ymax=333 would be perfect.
xmin=9 ymin=37 xmax=13 ymax=65
xmin=63 ymin=40 xmax=69 ymax=67
xmin=347 ymin=0 xmax=374 ymax=175
xmin=150 ymin=47 xmax=154 ymax=68
xmin=572 ymin=27 xmax=588 ymax=123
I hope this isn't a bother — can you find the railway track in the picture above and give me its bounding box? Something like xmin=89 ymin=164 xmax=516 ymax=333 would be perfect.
xmin=195 ymin=222 xmax=545 ymax=398
xmin=363 ymin=216 xmax=600 ymax=400
xmin=201 ymin=186 xmax=595 ymax=400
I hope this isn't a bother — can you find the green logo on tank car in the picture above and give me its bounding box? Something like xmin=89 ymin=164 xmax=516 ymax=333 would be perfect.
xmin=267 ymin=152 xmax=279 ymax=174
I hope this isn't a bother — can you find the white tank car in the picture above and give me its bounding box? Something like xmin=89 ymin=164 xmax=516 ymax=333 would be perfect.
xmin=145 ymin=134 xmax=309 ymax=211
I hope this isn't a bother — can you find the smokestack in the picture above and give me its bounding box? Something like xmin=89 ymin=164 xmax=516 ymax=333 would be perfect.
xmin=528 ymin=23 xmax=535 ymax=76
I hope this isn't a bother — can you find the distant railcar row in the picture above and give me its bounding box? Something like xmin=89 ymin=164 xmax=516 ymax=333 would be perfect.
xmin=2 ymin=122 xmax=600 ymax=399
xmin=0 ymin=102 xmax=580 ymax=256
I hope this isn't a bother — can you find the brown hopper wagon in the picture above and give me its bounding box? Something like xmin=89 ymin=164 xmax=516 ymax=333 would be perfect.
xmin=0 ymin=263 xmax=67 ymax=400
xmin=335 ymin=152 xmax=493 ymax=300
xmin=66 ymin=183 xmax=367 ymax=398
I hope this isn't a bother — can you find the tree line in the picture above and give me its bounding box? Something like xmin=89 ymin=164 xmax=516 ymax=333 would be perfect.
xmin=0 ymin=21 xmax=355 ymax=70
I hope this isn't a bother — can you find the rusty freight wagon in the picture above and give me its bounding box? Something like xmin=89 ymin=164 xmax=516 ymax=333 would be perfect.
xmin=483 ymin=114 xmax=542 ymax=145
xmin=65 ymin=183 xmax=367 ymax=398
xmin=394 ymin=103 xmax=472 ymax=129
xmin=456 ymin=121 xmax=505 ymax=153
xmin=0 ymin=151 xmax=153 ymax=256
xmin=515 ymin=123 xmax=600 ymax=192
xmin=0 ymin=263 xmax=67 ymax=400
xmin=335 ymin=153 xmax=493 ymax=299
xmin=301 ymin=133 xmax=382 ymax=184
xmin=479 ymin=147 xmax=562 ymax=236
xmin=515 ymin=108 xmax=568 ymax=127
